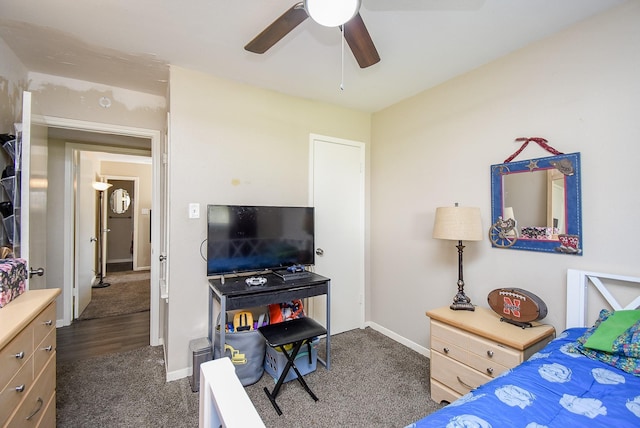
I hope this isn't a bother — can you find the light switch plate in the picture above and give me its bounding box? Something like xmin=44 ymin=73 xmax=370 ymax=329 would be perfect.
xmin=189 ymin=203 xmax=200 ymax=219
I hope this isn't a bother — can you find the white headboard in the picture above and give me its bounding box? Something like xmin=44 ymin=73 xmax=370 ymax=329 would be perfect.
xmin=566 ymin=269 xmax=640 ymax=328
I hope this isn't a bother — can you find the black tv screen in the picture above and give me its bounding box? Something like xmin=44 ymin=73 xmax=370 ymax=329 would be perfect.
xmin=207 ymin=205 xmax=315 ymax=276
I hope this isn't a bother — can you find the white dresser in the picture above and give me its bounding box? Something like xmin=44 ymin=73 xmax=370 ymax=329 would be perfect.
xmin=426 ymin=306 xmax=555 ymax=404
xmin=0 ymin=289 xmax=60 ymax=427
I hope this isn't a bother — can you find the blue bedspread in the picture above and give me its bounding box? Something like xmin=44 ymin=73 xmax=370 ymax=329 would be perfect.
xmin=409 ymin=328 xmax=640 ymax=427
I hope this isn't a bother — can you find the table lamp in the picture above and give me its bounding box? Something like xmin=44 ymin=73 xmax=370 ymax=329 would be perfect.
xmin=433 ymin=203 xmax=483 ymax=311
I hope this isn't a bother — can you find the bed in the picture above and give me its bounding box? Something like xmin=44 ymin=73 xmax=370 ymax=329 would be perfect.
xmin=409 ymin=269 xmax=640 ymax=428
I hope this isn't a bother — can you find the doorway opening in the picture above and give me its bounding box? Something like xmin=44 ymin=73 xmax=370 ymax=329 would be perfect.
xmin=33 ymin=115 xmax=164 ymax=347
xmin=76 ymin=164 xmax=152 ymax=323
xmin=106 ymin=179 xmax=136 ymax=273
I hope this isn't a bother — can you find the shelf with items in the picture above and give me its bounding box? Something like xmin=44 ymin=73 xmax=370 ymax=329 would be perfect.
xmin=0 ymin=129 xmax=21 ymax=257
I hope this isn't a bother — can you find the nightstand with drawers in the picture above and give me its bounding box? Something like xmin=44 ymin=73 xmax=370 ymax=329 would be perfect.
xmin=426 ymin=306 xmax=555 ymax=404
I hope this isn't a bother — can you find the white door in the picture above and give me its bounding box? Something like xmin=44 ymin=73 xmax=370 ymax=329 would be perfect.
xmin=20 ymin=91 xmax=48 ymax=290
xmin=309 ymin=134 xmax=365 ymax=335
xmin=75 ymin=152 xmax=97 ymax=317
xmin=157 ymin=115 xmax=169 ymax=301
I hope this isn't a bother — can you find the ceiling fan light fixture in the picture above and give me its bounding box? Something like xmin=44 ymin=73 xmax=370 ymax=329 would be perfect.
xmin=304 ymin=0 xmax=361 ymax=27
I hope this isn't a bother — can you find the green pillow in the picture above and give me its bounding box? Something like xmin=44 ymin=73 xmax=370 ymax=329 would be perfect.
xmin=584 ymin=310 xmax=640 ymax=352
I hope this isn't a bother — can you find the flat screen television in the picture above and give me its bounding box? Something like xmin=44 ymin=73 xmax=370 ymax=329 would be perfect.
xmin=207 ymin=205 xmax=315 ymax=276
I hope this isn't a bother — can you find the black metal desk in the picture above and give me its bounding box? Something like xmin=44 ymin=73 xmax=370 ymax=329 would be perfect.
xmin=207 ymin=272 xmax=331 ymax=369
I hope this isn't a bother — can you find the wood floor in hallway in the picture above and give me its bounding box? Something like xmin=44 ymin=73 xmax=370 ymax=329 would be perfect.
xmin=56 ymin=310 xmax=150 ymax=363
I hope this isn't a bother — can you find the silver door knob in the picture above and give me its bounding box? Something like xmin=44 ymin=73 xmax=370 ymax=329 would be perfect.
xmin=315 ymin=248 xmax=324 ymax=256
xmin=29 ymin=267 xmax=45 ymax=278
xmin=90 ymin=237 xmax=97 ymax=243
xmin=159 ymin=254 xmax=167 ymax=262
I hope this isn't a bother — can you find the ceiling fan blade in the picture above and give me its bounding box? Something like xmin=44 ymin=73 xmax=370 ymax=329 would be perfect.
xmin=342 ymin=13 xmax=380 ymax=68
xmin=245 ymin=3 xmax=309 ymax=54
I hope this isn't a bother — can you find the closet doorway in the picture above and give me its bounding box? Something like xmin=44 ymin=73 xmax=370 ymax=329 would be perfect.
xmin=104 ymin=178 xmax=137 ymax=273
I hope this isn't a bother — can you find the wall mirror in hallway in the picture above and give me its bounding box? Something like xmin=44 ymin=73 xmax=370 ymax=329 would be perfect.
xmin=110 ymin=188 xmax=131 ymax=214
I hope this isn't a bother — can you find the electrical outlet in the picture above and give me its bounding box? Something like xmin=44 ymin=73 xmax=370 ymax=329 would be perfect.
xmin=189 ymin=203 xmax=200 ymax=219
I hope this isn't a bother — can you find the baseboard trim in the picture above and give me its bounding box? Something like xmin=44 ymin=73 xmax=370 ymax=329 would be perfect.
xmin=166 ymin=366 xmax=191 ymax=382
xmin=365 ymin=321 xmax=431 ymax=359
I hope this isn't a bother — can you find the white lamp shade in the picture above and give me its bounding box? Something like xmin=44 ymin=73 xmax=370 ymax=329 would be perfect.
xmin=304 ymin=0 xmax=361 ymax=27
xmin=92 ymin=181 xmax=113 ymax=191
xmin=503 ymin=206 xmax=515 ymax=220
xmin=433 ymin=206 xmax=483 ymax=241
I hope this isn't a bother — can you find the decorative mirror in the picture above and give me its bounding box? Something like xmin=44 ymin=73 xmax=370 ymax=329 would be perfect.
xmin=490 ymin=152 xmax=582 ymax=254
xmin=110 ymin=188 xmax=131 ymax=214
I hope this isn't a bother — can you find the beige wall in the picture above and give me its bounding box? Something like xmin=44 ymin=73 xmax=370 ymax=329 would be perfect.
xmin=370 ymin=2 xmax=640 ymax=351
xmin=100 ymin=161 xmax=153 ymax=268
xmin=166 ymin=66 xmax=371 ymax=375
xmin=0 ymin=38 xmax=27 ymax=131
xmin=28 ymin=73 xmax=166 ymax=131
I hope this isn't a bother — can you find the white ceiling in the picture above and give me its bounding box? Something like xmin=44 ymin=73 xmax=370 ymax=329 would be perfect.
xmin=0 ymin=0 xmax=626 ymax=113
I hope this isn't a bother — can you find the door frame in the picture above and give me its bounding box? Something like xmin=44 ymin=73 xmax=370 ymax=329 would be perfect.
xmin=307 ymin=133 xmax=366 ymax=332
xmin=33 ymin=115 xmax=163 ymax=346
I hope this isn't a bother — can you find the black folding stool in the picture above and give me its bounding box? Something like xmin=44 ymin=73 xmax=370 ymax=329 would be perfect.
xmin=258 ymin=317 xmax=327 ymax=415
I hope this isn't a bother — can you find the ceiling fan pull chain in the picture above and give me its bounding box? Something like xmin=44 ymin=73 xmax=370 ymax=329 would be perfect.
xmin=340 ymin=24 xmax=345 ymax=91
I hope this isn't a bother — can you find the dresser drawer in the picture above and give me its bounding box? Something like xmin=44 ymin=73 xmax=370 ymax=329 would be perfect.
xmin=37 ymin=392 xmax=56 ymax=428
xmin=431 ymin=335 xmax=468 ymax=366
xmin=431 ymin=320 xmax=468 ymax=347
xmin=431 ymin=351 xmax=491 ymax=396
xmin=0 ymin=354 xmax=34 ymax=426
xmin=0 ymin=325 xmax=33 ymax=391
xmin=5 ymin=354 xmax=56 ymax=428
xmin=467 ymin=350 xmax=510 ymax=378
xmin=430 ymin=378 xmax=461 ymax=404
xmin=467 ymin=334 xmax=521 ymax=368
xmin=34 ymin=329 xmax=56 ymax=377
xmin=33 ymin=303 xmax=56 ymax=348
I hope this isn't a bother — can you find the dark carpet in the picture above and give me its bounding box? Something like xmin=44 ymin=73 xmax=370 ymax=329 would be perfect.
xmin=56 ymin=328 xmax=443 ymax=427
xmin=56 ymin=346 xmax=198 ymax=427
xmin=245 ymin=328 xmax=444 ymax=427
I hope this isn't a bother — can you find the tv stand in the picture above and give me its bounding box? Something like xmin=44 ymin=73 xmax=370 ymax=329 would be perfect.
xmin=208 ymin=272 xmax=331 ymax=369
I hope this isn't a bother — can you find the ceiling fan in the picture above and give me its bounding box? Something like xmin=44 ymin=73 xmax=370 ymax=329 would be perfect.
xmin=244 ymin=0 xmax=380 ymax=69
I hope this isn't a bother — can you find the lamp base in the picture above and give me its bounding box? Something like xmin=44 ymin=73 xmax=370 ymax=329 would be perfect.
xmin=450 ymin=301 xmax=475 ymax=311
xmin=92 ymin=281 xmax=111 ymax=289
xmin=450 ymin=292 xmax=475 ymax=311
xmin=92 ymin=273 xmax=110 ymax=289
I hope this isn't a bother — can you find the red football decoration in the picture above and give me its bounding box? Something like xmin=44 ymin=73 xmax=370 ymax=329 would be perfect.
xmin=487 ymin=288 xmax=548 ymax=324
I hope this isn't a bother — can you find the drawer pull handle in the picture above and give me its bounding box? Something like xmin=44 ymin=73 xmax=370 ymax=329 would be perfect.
xmin=44 ymin=320 xmax=53 ymax=326
xmin=487 ymin=350 xmax=494 ymax=358
xmin=15 ymin=384 xmax=25 ymax=393
xmin=43 ymin=345 xmax=53 ymax=352
xmin=26 ymin=397 xmax=44 ymax=420
xmin=486 ymin=367 xmax=494 ymax=375
xmin=14 ymin=351 xmax=25 ymax=359
xmin=443 ymin=347 xmax=450 ymax=354
xmin=456 ymin=376 xmax=474 ymax=390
